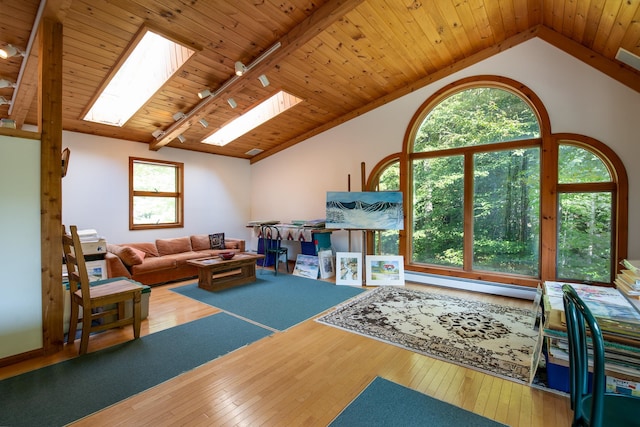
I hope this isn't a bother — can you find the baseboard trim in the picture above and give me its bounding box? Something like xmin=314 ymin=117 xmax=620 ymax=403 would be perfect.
xmin=405 ymin=271 xmax=538 ymax=301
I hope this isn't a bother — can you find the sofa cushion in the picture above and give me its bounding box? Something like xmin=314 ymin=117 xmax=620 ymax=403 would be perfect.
xmin=209 ymin=232 xmax=225 ymax=249
xmin=107 ymin=244 xmax=145 ymax=267
xmin=130 ymin=256 xmax=177 ymax=275
xmin=156 ymin=236 xmax=192 ymax=256
xmin=168 ymin=252 xmax=207 ymax=267
xmin=190 ymin=234 xmax=211 ymax=251
xmin=126 ymin=242 xmax=160 ymax=258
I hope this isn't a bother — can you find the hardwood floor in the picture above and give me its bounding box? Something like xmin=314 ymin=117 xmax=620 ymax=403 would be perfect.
xmin=0 ymin=278 xmax=572 ymax=426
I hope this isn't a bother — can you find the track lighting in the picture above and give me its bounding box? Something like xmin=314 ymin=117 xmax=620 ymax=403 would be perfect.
xmin=258 ymin=74 xmax=270 ymax=87
xmin=151 ymin=128 xmax=164 ymax=139
xmin=0 ymin=78 xmax=16 ymax=88
xmin=0 ymin=96 xmax=12 ymax=105
xmin=198 ymin=118 xmax=208 ymax=128
xmin=0 ymin=44 xmax=25 ymax=59
xmin=176 ymin=134 xmax=186 ymax=143
xmin=153 ymin=41 xmax=282 ymax=148
xmin=234 ymin=61 xmax=247 ymax=76
xmin=198 ymin=89 xmax=211 ymax=99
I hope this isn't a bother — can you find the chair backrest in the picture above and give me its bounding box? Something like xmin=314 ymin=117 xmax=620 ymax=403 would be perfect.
xmin=562 ymin=284 xmax=606 ymax=427
xmin=62 ymin=225 xmax=92 ymax=307
xmin=260 ymin=225 xmax=282 ymax=252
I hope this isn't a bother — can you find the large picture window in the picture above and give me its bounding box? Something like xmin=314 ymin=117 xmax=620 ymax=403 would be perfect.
xmin=129 ymin=157 xmax=184 ymax=230
xmin=392 ymin=76 xmax=628 ymax=287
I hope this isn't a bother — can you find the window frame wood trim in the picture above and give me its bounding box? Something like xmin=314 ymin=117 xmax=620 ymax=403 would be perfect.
xmin=129 ymin=157 xmax=184 ymax=230
xmin=395 ymin=76 xmax=627 ymax=288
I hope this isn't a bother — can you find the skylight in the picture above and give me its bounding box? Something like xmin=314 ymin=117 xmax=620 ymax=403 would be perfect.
xmin=84 ymin=30 xmax=194 ymax=127
xmin=202 ymin=91 xmax=303 ymax=146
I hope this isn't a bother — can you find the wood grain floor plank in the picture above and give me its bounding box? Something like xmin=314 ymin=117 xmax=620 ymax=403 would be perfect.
xmin=1 ymin=279 xmax=572 ymax=426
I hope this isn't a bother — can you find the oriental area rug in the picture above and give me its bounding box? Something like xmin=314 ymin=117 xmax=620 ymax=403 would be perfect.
xmin=316 ymin=286 xmax=542 ymax=384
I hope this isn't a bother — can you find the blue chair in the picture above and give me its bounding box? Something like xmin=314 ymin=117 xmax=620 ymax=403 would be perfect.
xmin=259 ymin=225 xmax=288 ymax=275
xmin=561 ymin=284 xmax=640 ymax=427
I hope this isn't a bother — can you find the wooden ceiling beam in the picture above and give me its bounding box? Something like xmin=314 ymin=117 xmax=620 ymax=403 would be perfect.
xmin=148 ymin=0 xmax=366 ymax=151
xmin=9 ymin=0 xmax=73 ymax=129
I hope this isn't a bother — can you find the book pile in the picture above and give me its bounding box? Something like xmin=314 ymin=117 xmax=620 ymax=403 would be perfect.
xmin=615 ymin=259 xmax=640 ymax=299
xmin=544 ymin=281 xmax=640 ymax=340
xmin=542 ymin=281 xmax=640 ymax=384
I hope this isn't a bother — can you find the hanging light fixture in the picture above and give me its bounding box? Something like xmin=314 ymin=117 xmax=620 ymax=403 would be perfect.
xmin=258 ymin=75 xmax=270 ymax=87
xmin=0 ymin=44 xmax=25 ymax=59
xmin=0 ymin=78 xmax=16 ymax=88
xmin=197 ymin=89 xmax=211 ymax=99
xmin=234 ymin=61 xmax=247 ymax=76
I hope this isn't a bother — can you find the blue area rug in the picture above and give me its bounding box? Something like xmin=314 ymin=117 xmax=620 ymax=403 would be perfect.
xmin=0 ymin=313 xmax=272 ymax=427
xmin=171 ymin=273 xmax=365 ymax=330
xmin=330 ymin=377 xmax=508 ymax=427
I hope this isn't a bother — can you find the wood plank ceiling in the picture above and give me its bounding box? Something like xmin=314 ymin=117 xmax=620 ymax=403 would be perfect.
xmin=0 ymin=0 xmax=638 ymax=163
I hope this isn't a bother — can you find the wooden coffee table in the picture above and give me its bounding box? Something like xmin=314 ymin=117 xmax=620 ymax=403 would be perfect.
xmin=187 ymin=252 xmax=265 ymax=291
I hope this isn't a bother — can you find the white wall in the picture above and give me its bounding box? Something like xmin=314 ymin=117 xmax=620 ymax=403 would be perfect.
xmin=0 ymin=136 xmax=42 ymax=358
xmin=250 ymin=38 xmax=640 ymax=258
xmin=61 ymin=131 xmax=252 ymax=244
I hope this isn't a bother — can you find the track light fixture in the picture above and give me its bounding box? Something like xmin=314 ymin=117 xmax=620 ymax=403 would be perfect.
xmin=0 ymin=96 xmax=12 ymax=106
xmin=154 ymin=42 xmax=282 ymax=148
xmin=151 ymin=128 xmax=164 ymax=139
xmin=235 ymin=61 xmax=247 ymax=76
xmin=227 ymin=98 xmax=237 ymax=108
xmin=0 ymin=44 xmax=25 ymax=59
xmin=198 ymin=89 xmax=211 ymax=99
xmin=176 ymin=134 xmax=186 ymax=143
xmin=198 ymin=118 xmax=208 ymax=128
xmin=258 ymin=75 xmax=270 ymax=87
xmin=0 ymin=78 xmax=16 ymax=88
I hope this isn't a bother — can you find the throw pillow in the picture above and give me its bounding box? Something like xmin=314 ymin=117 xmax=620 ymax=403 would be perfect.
xmin=209 ymin=233 xmax=225 ymax=249
xmin=107 ymin=244 xmax=145 ymax=267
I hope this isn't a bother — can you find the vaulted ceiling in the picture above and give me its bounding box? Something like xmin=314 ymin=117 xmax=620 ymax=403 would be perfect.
xmin=1 ymin=0 xmax=638 ymax=163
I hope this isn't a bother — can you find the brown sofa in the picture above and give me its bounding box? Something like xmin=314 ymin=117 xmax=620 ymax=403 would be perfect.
xmin=105 ymin=234 xmax=246 ymax=286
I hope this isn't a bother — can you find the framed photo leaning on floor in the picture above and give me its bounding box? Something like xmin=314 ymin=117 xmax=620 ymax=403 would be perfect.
xmin=365 ymin=255 xmax=404 ymax=286
xmin=318 ymin=250 xmax=335 ymax=279
xmin=335 ymin=252 xmax=362 ymax=286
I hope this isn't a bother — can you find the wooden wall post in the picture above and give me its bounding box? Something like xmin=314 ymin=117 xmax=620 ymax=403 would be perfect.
xmin=39 ymin=17 xmax=64 ymax=354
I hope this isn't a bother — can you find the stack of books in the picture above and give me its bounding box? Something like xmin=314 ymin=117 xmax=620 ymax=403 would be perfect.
xmin=615 ymin=259 xmax=640 ymax=299
xmin=542 ymin=280 xmax=640 ymax=386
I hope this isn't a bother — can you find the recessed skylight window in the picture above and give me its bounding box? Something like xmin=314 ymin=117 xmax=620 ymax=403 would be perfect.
xmin=202 ymin=91 xmax=303 ymax=146
xmin=84 ymin=30 xmax=194 ymax=127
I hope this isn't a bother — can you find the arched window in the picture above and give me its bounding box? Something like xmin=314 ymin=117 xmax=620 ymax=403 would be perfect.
xmin=393 ymin=76 xmax=627 ymax=287
xmin=367 ymin=154 xmax=400 ymax=255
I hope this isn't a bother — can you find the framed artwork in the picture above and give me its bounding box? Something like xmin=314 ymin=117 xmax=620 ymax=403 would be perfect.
xmin=365 ymin=255 xmax=404 ymax=286
xmin=61 ymin=147 xmax=70 ymax=178
xmin=318 ymin=250 xmax=335 ymax=279
xmin=326 ymin=191 xmax=403 ymax=230
xmin=293 ymin=254 xmax=320 ymax=279
xmin=335 ymin=252 xmax=362 ymax=286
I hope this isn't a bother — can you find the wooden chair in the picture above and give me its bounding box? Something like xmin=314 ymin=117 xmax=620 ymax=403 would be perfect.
xmin=562 ymin=284 xmax=640 ymax=427
xmin=63 ymin=225 xmax=142 ymax=354
xmin=259 ymin=225 xmax=289 ymax=275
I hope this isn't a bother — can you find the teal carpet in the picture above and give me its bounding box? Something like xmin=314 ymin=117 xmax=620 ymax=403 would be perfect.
xmin=330 ymin=377 xmax=508 ymax=427
xmin=0 ymin=313 xmax=272 ymax=427
xmin=171 ymin=273 xmax=365 ymax=330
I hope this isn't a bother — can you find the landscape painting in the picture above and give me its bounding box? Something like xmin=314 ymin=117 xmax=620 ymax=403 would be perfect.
xmin=326 ymin=191 xmax=403 ymax=230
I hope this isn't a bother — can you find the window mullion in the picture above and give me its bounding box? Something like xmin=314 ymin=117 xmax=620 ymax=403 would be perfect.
xmin=463 ymin=152 xmax=474 ymax=272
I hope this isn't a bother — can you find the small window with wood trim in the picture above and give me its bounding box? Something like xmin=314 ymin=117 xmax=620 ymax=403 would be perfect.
xmin=129 ymin=157 xmax=183 ymax=230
